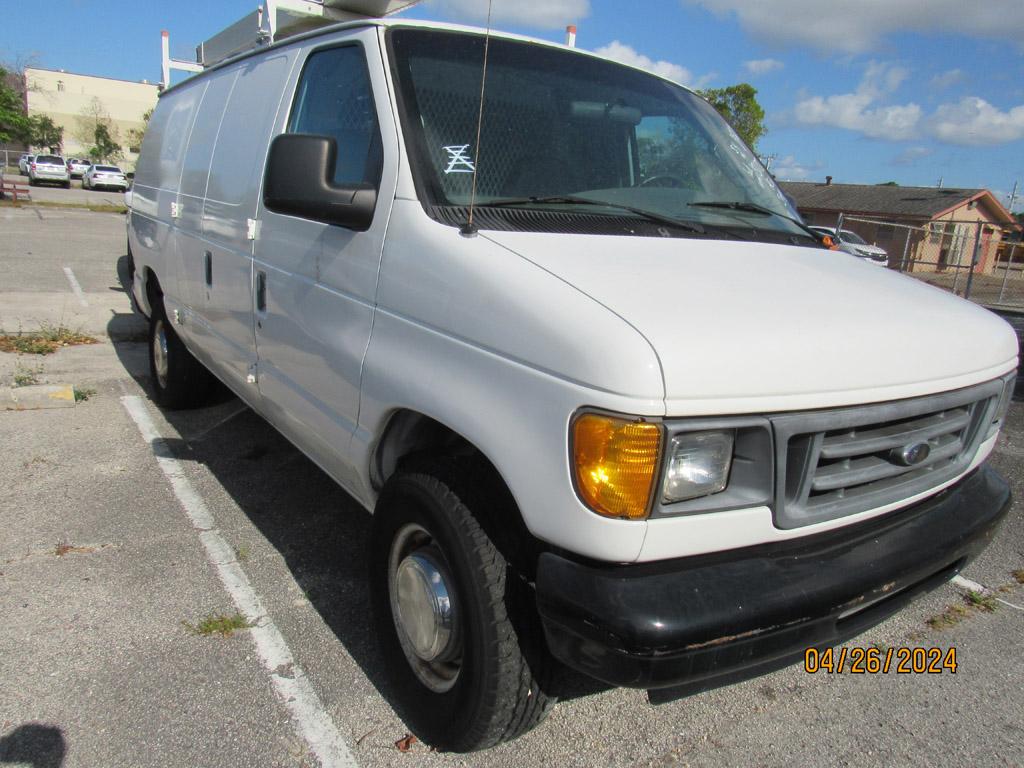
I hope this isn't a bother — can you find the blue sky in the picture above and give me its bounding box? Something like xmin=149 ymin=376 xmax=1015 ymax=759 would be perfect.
xmin=3 ymin=0 xmax=1022 ymax=210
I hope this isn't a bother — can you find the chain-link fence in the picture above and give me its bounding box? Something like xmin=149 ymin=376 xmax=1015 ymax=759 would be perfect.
xmin=839 ymin=215 xmax=1024 ymax=309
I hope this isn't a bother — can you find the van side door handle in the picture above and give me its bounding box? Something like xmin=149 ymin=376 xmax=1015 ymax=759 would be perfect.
xmin=204 ymin=251 xmax=213 ymax=287
xmin=256 ymin=269 xmax=267 ymax=313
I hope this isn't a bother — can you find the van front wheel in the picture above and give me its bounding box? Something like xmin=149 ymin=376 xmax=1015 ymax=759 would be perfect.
xmin=148 ymin=306 xmax=213 ymax=409
xmin=370 ymin=462 xmax=554 ymax=751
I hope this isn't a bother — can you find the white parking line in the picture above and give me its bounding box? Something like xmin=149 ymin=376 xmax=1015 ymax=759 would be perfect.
xmin=62 ymin=266 xmax=88 ymax=307
xmin=120 ymin=395 xmax=358 ymax=768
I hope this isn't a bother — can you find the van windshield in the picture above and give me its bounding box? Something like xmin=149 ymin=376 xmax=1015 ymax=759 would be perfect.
xmin=388 ymin=28 xmax=810 ymax=243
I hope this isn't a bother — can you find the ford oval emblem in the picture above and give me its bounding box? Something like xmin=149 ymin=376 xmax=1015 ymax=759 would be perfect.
xmin=893 ymin=442 xmax=931 ymax=467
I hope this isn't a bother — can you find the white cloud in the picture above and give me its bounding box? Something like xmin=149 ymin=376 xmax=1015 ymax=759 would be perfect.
xmin=426 ymin=0 xmax=590 ymax=29
xmin=793 ymin=62 xmax=922 ymax=140
xmin=891 ymin=146 xmax=933 ymax=165
xmin=928 ymin=97 xmax=1024 ymax=145
xmin=930 ymin=69 xmax=965 ymax=89
xmin=684 ymin=0 xmax=1024 ymax=54
xmin=592 ymin=41 xmax=713 ymax=87
xmin=770 ymin=155 xmax=822 ymax=181
xmin=744 ymin=58 xmax=783 ymax=75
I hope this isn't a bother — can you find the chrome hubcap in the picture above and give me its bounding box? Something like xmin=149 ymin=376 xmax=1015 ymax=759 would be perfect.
xmin=153 ymin=319 xmax=169 ymax=389
xmin=388 ymin=524 xmax=462 ymax=692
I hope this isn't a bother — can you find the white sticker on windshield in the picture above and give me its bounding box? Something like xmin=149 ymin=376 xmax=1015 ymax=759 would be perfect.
xmin=442 ymin=144 xmax=475 ymax=174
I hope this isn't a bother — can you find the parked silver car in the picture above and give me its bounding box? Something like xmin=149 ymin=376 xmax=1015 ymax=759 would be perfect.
xmin=809 ymin=226 xmax=889 ymax=266
xmin=83 ymin=164 xmax=128 ymax=191
xmin=18 ymin=154 xmax=35 ymax=175
xmin=67 ymin=158 xmax=90 ymax=179
xmin=29 ymin=155 xmax=71 ymax=188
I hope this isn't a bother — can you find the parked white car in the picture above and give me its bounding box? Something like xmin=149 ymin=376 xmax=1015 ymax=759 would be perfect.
xmin=28 ymin=154 xmax=70 ymax=188
xmin=18 ymin=154 xmax=34 ymax=175
xmin=67 ymin=158 xmax=90 ymax=179
xmin=128 ymin=19 xmax=1018 ymax=752
xmin=83 ymin=164 xmax=128 ymax=191
xmin=810 ymin=225 xmax=889 ymax=266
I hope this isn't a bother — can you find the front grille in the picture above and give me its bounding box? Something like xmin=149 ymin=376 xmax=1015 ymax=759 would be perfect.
xmin=772 ymin=379 xmax=1003 ymax=529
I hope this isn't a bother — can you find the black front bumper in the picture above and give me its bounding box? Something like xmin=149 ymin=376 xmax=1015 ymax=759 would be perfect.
xmin=536 ymin=465 xmax=1011 ymax=693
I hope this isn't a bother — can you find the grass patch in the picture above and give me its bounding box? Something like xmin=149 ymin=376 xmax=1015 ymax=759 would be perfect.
xmin=234 ymin=544 xmax=251 ymax=562
xmin=74 ymin=387 xmax=97 ymax=402
xmin=0 ymin=198 xmax=127 ymax=214
xmin=966 ymin=590 xmax=998 ymax=612
xmin=1012 ymin=569 xmax=1024 ymax=585
xmin=927 ymin=603 xmax=969 ymax=630
xmin=183 ymin=612 xmax=252 ymax=638
xmin=0 ymin=324 xmax=97 ymax=355
xmin=927 ymin=589 xmax=1000 ymax=630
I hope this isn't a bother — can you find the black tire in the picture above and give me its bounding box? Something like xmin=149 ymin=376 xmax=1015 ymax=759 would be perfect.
xmin=63 ymin=180 xmax=70 ymax=189
xmin=370 ymin=459 xmax=555 ymax=751
xmin=147 ymin=301 xmax=214 ymax=409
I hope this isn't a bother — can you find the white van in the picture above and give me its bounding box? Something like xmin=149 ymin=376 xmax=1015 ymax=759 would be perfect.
xmin=128 ymin=19 xmax=1018 ymax=751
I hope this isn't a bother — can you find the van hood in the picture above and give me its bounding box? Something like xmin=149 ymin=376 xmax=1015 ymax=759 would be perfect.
xmin=483 ymin=232 xmax=1019 ymax=414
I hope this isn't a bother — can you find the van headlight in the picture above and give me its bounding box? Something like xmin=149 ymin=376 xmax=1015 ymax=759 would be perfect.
xmin=571 ymin=412 xmax=774 ymax=520
xmin=662 ymin=430 xmax=734 ymax=503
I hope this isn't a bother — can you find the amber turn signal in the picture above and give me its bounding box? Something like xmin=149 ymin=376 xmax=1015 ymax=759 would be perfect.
xmin=572 ymin=413 xmax=663 ymax=520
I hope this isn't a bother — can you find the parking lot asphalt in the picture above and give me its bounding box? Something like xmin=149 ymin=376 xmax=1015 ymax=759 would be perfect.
xmin=1 ymin=205 xmax=1022 ymax=768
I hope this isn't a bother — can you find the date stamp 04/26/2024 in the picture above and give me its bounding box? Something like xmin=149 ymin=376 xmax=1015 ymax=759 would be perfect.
xmin=804 ymin=646 xmax=958 ymax=675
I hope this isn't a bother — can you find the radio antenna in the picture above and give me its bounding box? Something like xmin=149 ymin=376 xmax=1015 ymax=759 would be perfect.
xmin=460 ymin=0 xmax=494 ymax=236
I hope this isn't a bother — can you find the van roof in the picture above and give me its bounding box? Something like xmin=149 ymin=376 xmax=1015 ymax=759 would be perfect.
xmin=161 ymin=18 xmax=695 ymax=96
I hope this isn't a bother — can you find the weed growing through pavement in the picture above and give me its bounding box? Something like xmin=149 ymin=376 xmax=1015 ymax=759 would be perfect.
xmin=0 ymin=323 xmax=97 ymax=355
xmin=234 ymin=544 xmax=251 ymax=562
xmin=966 ymin=590 xmax=998 ymax=611
xmin=12 ymin=359 xmax=43 ymax=386
xmin=183 ymin=613 xmax=253 ymax=638
xmin=927 ymin=589 xmax=999 ymax=630
xmin=1012 ymin=569 xmax=1024 ymax=585
xmin=74 ymin=387 xmax=97 ymax=402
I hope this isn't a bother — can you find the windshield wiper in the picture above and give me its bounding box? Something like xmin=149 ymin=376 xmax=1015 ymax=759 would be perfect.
xmin=479 ymin=195 xmax=707 ymax=234
xmin=688 ymin=200 xmax=821 ymax=240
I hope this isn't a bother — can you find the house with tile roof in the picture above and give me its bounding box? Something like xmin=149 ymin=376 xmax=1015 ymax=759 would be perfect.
xmin=779 ymin=180 xmax=1020 ymax=275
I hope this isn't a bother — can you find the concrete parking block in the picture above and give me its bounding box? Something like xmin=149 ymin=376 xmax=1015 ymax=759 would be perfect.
xmin=1 ymin=383 xmax=75 ymax=410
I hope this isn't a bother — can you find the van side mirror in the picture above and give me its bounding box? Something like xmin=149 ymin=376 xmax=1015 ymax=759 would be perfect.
xmin=263 ymin=133 xmax=376 ymax=231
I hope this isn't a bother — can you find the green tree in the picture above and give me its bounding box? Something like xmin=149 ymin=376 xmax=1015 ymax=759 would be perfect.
xmin=126 ymin=107 xmax=153 ymax=152
xmin=26 ymin=114 xmax=63 ymax=152
xmin=0 ymin=66 xmax=29 ymax=144
xmin=697 ymin=83 xmax=766 ymax=150
xmin=89 ymin=123 xmax=119 ymax=163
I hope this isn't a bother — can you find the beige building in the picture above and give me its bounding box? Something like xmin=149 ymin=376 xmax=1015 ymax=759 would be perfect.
xmin=24 ymin=67 xmax=159 ymax=172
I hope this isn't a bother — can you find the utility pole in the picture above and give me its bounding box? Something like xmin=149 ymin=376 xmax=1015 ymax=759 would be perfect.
xmin=1007 ymin=180 xmax=1018 ymax=214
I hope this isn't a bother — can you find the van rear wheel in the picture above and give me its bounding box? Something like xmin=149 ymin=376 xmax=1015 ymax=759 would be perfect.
xmin=370 ymin=461 xmax=554 ymax=751
xmin=148 ymin=304 xmax=213 ymax=409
